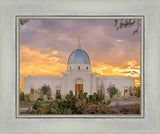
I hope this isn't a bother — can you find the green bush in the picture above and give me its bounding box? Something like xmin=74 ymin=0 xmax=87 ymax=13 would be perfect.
xmin=106 ymin=100 xmax=111 ymax=105
xmin=27 ymin=107 xmax=36 ymax=114
xmin=24 ymin=94 xmax=30 ymax=101
xmin=20 ymin=92 xmax=25 ymax=101
xmin=33 ymin=100 xmax=42 ymax=110
xmin=107 ymin=84 xmax=118 ymax=98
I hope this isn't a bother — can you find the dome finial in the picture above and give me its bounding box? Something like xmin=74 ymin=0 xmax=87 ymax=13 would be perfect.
xmin=78 ymin=36 xmax=80 ymax=44
xmin=77 ymin=36 xmax=81 ymax=49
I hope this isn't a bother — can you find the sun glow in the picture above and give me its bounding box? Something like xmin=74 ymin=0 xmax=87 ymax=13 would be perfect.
xmin=20 ymin=46 xmax=140 ymax=92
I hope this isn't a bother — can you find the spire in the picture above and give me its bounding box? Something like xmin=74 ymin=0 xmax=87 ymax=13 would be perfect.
xmin=77 ymin=36 xmax=81 ymax=49
xmin=78 ymin=36 xmax=80 ymax=44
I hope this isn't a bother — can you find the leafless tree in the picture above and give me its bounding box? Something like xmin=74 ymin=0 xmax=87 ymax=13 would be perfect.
xmin=114 ymin=19 xmax=140 ymax=35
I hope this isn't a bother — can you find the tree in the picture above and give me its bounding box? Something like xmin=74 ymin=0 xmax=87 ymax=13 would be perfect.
xmin=20 ymin=19 xmax=30 ymax=25
xmin=129 ymin=86 xmax=135 ymax=96
xmin=20 ymin=92 xmax=25 ymax=101
xmin=41 ymin=84 xmax=52 ymax=97
xmin=107 ymin=83 xmax=118 ymax=98
xmin=134 ymin=86 xmax=140 ymax=97
xmin=24 ymin=94 xmax=30 ymax=101
xmin=114 ymin=19 xmax=140 ymax=35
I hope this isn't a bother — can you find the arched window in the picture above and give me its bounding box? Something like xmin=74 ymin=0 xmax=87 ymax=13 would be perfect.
xmin=86 ymin=66 xmax=88 ymax=70
xmin=78 ymin=66 xmax=80 ymax=70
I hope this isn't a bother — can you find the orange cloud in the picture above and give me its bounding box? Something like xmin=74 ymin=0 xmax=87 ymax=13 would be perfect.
xmin=91 ymin=60 xmax=140 ymax=86
xmin=20 ymin=46 xmax=140 ymax=92
xmin=20 ymin=46 xmax=67 ymax=92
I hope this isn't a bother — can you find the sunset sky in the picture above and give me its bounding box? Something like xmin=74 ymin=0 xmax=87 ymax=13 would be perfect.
xmin=20 ymin=19 xmax=140 ymax=92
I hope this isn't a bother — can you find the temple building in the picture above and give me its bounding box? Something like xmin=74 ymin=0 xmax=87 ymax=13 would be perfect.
xmin=23 ymin=37 xmax=134 ymax=100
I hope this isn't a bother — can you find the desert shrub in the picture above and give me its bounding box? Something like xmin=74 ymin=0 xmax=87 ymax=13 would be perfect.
xmin=87 ymin=92 xmax=104 ymax=104
xmin=62 ymin=108 xmax=72 ymax=114
xmin=134 ymin=86 xmax=140 ymax=97
xmin=82 ymin=104 xmax=97 ymax=114
xmin=109 ymin=108 xmax=120 ymax=114
xmin=29 ymin=90 xmax=141 ymax=115
xmin=37 ymin=98 xmax=43 ymax=101
xmin=27 ymin=107 xmax=36 ymax=114
xmin=129 ymin=86 xmax=134 ymax=96
xmin=75 ymin=99 xmax=86 ymax=114
xmin=20 ymin=92 xmax=25 ymax=101
xmin=96 ymin=104 xmax=111 ymax=114
xmin=128 ymin=104 xmax=140 ymax=114
xmin=81 ymin=104 xmax=117 ymax=114
xmin=106 ymin=100 xmax=111 ymax=105
xmin=41 ymin=84 xmax=52 ymax=97
xmin=33 ymin=100 xmax=42 ymax=110
xmin=119 ymin=104 xmax=140 ymax=114
xmin=48 ymin=96 xmax=53 ymax=100
xmin=120 ymin=106 xmax=130 ymax=114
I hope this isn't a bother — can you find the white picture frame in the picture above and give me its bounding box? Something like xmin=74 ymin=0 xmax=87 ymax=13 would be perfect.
xmin=0 ymin=0 xmax=160 ymax=134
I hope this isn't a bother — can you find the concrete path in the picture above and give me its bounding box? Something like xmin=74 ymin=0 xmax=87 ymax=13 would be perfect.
xmin=109 ymin=101 xmax=140 ymax=107
xmin=108 ymin=101 xmax=140 ymax=110
xmin=20 ymin=108 xmax=28 ymax=114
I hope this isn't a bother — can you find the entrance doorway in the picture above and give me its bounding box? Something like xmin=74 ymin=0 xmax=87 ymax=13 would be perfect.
xmin=75 ymin=78 xmax=83 ymax=96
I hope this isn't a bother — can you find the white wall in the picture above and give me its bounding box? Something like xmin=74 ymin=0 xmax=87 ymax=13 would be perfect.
xmin=67 ymin=63 xmax=91 ymax=71
xmin=97 ymin=76 xmax=135 ymax=96
xmin=23 ymin=74 xmax=134 ymax=99
xmin=23 ymin=75 xmax=62 ymax=97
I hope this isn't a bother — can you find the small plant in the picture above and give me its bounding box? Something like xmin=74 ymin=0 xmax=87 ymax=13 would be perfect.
xmin=33 ymin=100 xmax=42 ymax=110
xmin=27 ymin=107 xmax=36 ymax=114
xmin=107 ymin=83 xmax=118 ymax=98
xmin=41 ymin=84 xmax=52 ymax=97
xmin=20 ymin=92 xmax=25 ymax=101
xmin=129 ymin=86 xmax=134 ymax=96
xmin=24 ymin=94 xmax=30 ymax=101
xmin=106 ymin=99 xmax=111 ymax=105
xmin=134 ymin=86 xmax=140 ymax=97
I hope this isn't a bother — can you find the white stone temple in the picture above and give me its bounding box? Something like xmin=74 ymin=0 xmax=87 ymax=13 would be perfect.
xmin=24 ymin=37 xmax=134 ymax=100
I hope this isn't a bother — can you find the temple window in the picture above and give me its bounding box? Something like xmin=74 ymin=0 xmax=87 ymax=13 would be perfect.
xmin=98 ymin=90 xmax=102 ymax=96
xmin=86 ymin=66 xmax=88 ymax=70
xmin=78 ymin=66 xmax=80 ymax=70
xmin=30 ymin=89 xmax=34 ymax=94
xmin=56 ymin=90 xmax=61 ymax=99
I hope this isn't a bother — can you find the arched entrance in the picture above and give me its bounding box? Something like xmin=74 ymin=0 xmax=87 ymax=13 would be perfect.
xmin=75 ymin=78 xmax=83 ymax=96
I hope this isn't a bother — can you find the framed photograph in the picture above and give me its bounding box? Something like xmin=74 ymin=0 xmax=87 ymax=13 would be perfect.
xmin=0 ymin=0 xmax=160 ymax=134
xmin=17 ymin=16 xmax=144 ymax=118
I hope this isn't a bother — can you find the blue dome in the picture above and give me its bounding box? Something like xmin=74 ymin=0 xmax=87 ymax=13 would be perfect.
xmin=68 ymin=49 xmax=90 ymax=64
